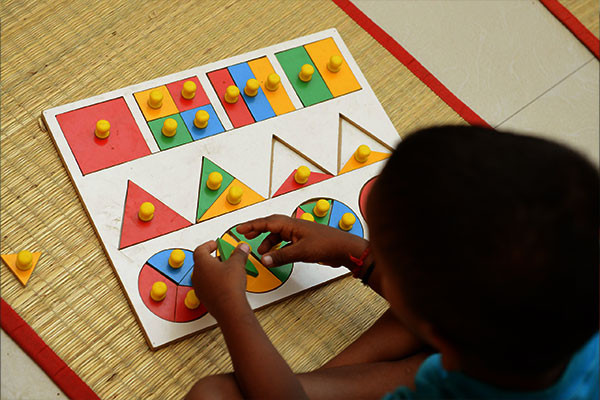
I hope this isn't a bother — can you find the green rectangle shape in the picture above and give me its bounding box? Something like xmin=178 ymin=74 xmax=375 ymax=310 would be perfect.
xmin=276 ymin=47 xmax=333 ymax=107
xmin=147 ymin=113 xmax=193 ymax=150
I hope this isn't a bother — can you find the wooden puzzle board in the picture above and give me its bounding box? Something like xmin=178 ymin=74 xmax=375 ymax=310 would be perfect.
xmin=42 ymin=29 xmax=400 ymax=349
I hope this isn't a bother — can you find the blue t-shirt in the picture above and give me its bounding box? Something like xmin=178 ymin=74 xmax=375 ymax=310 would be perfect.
xmin=383 ymin=332 xmax=599 ymax=400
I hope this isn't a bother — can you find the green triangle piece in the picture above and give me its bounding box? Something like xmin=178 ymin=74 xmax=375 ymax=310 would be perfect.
xmin=216 ymin=238 xmax=258 ymax=277
xmin=299 ymin=200 xmax=332 ymax=225
xmin=197 ymin=158 xmax=235 ymax=222
xmin=231 ymin=226 xmax=270 ymax=260
xmin=268 ymin=263 xmax=293 ymax=283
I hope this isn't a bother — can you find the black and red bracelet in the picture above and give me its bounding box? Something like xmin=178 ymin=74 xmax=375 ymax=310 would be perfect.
xmin=349 ymin=247 xmax=375 ymax=284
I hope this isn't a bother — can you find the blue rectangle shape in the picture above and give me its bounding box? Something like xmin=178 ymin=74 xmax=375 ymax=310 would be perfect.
xmin=180 ymin=104 xmax=225 ymax=141
xmin=227 ymin=62 xmax=276 ymax=122
xmin=147 ymin=249 xmax=195 ymax=285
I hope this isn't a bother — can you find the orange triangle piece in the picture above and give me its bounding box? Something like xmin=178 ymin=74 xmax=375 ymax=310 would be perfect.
xmin=120 ymin=181 xmax=192 ymax=249
xmin=339 ymin=151 xmax=391 ymax=175
xmin=199 ymin=179 xmax=265 ymax=222
xmin=1 ymin=252 xmax=41 ymax=286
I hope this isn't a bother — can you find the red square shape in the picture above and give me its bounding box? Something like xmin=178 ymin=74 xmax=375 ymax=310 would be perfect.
xmin=166 ymin=76 xmax=210 ymax=112
xmin=56 ymin=98 xmax=151 ymax=175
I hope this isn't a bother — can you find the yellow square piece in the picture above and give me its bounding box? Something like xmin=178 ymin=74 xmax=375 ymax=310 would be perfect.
xmin=304 ymin=38 xmax=361 ymax=97
xmin=248 ymin=57 xmax=295 ymax=116
xmin=134 ymin=85 xmax=179 ymax=121
xmin=1 ymin=252 xmax=41 ymax=286
xmin=199 ymin=179 xmax=265 ymax=222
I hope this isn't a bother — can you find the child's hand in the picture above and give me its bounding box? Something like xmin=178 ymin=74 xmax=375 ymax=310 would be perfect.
xmin=236 ymin=214 xmax=369 ymax=268
xmin=192 ymin=240 xmax=251 ymax=321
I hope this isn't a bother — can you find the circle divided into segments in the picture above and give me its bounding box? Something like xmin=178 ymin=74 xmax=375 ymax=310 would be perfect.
xmin=218 ymin=225 xmax=294 ymax=294
xmin=138 ymin=248 xmax=208 ymax=323
xmin=293 ymin=198 xmax=364 ymax=239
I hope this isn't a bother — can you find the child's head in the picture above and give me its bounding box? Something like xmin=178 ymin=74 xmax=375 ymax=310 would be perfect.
xmin=366 ymin=125 xmax=598 ymax=376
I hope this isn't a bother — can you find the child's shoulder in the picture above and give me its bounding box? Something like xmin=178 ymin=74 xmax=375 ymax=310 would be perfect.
xmin=383 ymin=333 xmax=599 ymax=400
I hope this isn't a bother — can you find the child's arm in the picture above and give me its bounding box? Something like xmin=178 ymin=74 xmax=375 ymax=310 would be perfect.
xmin=192 ymin=241 xmax=308 ymax=400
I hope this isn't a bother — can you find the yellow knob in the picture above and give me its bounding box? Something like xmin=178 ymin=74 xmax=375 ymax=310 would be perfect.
xmin=147 ymin=89 xmax=163 ymax=109
xmin=161 ymin=118 xmax=178 ymax=137
xmin=94 ymin=119 xmax=110 ymax=139
xmin=266 ymin=73 xmax=280 ymax=91
xmin=15 ymin=250 xmax=33 ymax=271
xmin=244 ymin=79 xmax=259 ymax=97
xmin=206 ymin=172 xmax=222 ymax=190
xmin=226 ymin=185 xmax=243 ymax=205
xmin=184 ymin=290 xmax=200 ymax=309
xmin=169 ymin=249 xmax=185 ymax=269
xmin=150 ymin=281 xmax=167 ymax=301
xmin=327 ymin=55 xmax=343 ymax=73
xmin=354 ymin=145 xmax=371 ymax=163
xmin=194 ymin=110 xmax=210 ymax=129
xmin=138 ymin=202 xmax=155 ymax=222
xmin=224 ymin=85 xmax=240 ymax=104
xmin=313 ymin=199 xmax=330 ymax=217
xmin=181 ymin=80 xmax=197 ymax=100
xmin=300 ymin=212 xmax=315 ymax=222
xmin=339 ymin=213 xmax=356 ymax=231
xmin=299 ymin=64 xmax=314 ymax=82
xmin=294 ymin=166 xmax=311 ymax=184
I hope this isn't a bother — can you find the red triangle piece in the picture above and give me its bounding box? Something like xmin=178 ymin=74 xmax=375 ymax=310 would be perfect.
xmin=120 ymin=181 xmax=192 ymax=249
xmin=273 ymin=169 xmax=333 ymax=197
xmin=294 ymin=207 xmax=304 ymax=219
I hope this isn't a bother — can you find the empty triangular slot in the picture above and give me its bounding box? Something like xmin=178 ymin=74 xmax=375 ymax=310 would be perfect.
xmin=197 ymin=157 xmax=235 ymax=222
xmin=270 ymin=136 xmax=334 ymax=197
xmin=338 ymin=115 xmax=393 ymax=174
xmin=119 ymin=181 xmax=192 ymax=249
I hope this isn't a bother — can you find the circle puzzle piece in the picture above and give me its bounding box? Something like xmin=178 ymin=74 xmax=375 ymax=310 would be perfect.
xmin=293 ymin=197 xmax=364 ymax=239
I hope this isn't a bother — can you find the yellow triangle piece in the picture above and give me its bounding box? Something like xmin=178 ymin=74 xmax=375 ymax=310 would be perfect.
xmin=1 ymin=252 xmax=41 ymax=286
xmin=199 ymin=179 xmax=265 ymax=222
xmin=339 ymin=151 xmax=391 ymax=175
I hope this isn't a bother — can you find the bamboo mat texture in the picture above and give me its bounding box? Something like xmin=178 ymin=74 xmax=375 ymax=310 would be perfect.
xmin=11 ymin=0 xmax=599 ymax=398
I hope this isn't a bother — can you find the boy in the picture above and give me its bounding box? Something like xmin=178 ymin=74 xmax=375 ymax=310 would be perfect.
xmin=187 ymin=126 xmax=599 ymax=399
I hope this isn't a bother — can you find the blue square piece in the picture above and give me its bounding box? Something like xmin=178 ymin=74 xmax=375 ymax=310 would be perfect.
xmin=228 ymin=62 xmax=276 ymax=122
xmin=180 ymin=105 xmax=225 ymax=141
xmin=146 ymin=249 xmax=195 ymax=285
xmin=328 ymin=201 xmax=364 ymax=238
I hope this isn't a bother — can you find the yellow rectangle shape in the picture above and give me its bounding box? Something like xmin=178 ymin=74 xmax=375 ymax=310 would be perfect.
xmin=304 ymin=37 xmax=361 ymax=97
xmin=248 ymin=57 xmax=295 ymax=115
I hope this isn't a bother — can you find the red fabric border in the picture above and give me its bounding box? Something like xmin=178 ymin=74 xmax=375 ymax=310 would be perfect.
xmin=1 ymin=298 xmax=99 ymax=400
xmin=331 ymin=0 xmax=492 ymax=128
xmin=540 ymin=0 xmax=600 ymax=59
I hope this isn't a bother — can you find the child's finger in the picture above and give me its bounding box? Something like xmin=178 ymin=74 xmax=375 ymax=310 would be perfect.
xmin=261 ymin=242 xmax=304 ymax=268
xmin=193 ymin=240 xmax=218 ymax=269
xmin=236 ymin=214 xmax=291 ymax=239
xmin=226 ymin=242 xmax=250 ymax=267
xmin=257 ymin=232 xmax=283 ymax=254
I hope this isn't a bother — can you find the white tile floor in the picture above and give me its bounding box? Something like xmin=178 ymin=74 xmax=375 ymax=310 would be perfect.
xmin=2 ymin=1 xmax=598 ymax=398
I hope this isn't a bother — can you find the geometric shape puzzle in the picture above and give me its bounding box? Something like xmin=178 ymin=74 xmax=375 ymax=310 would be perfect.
xmin=299 ymin=199 xmax=332 ymax=225
xmin=216 ymin=237 xmax=258 ymax=277
xmin=198 ymin=178 xmax=265 ymax=222
xmin=138 ymin=263 xmax=177 ymax=322
xmin=230 ymin=226 xmax=270 ymax=261
xmin=133 ymin=85 xmax=180 ymax=121
xmin=119 ymin=181 xmax=192 ymax=249
xmin=228 ymin=62 xmax=276 ymax=122
xmin=180 ymin=105 xmax=225 ymax=141
xmin=247 ymin=57 xmax=295 ymax=116
xmin=196 ymin=157 xmax=236 ymax=222
xmin=165 ymin=76 xmax=210 ymax=112
xmin=304 ymin=37 xmax=361 ymax=97
xmin=327 ymin=200 xmax=364 ymax=238
xmin=1 ymin=252 xmax=42 ymax=286
xmin=338 ymin=115 xmax=392 ymax=174
xmin=55 ymin=98 xmax=151 ymax=175
xmin=276 ymin=46 xmax=333 ymax=107
xmin=174 ymin=286 xmax=208 ymax=323
xmin=147 ymin=113 xmax=193 ymax=150
xmin=207 ymin=68 xmax=254 ymax=128
xmin=146 ymin=248 xmax=195 ymax=285
xmin=270 ymin=136 xmax=334 ymax=197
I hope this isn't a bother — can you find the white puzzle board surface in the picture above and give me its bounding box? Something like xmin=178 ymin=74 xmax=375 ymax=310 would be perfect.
xmin=42 ymin=29 xmax=400 ymax=349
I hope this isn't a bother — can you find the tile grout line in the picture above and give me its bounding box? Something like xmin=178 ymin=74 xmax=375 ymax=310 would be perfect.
xmin=494 ymin=57 xmax=595 ymax=128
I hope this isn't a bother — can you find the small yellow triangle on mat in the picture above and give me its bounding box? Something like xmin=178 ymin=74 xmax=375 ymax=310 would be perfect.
xmin=1 ymin=251 xmax=41 ymax=286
